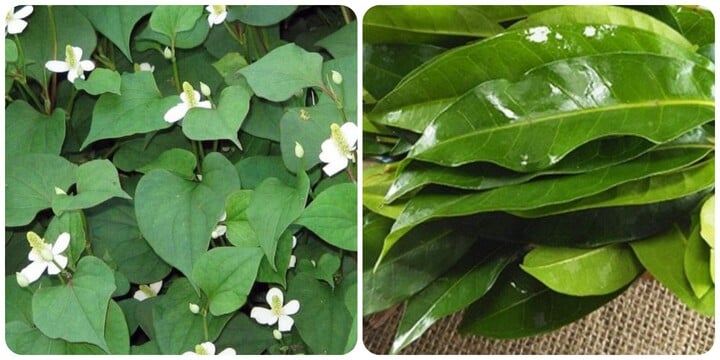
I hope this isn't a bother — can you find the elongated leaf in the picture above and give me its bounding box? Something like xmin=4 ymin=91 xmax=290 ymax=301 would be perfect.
xmin=364 ymin=221 xmax=477 ymax=315
xmin=5 ymin=154 xmax=77 ymax=227
xmin=82 ymin=72 xmax=178 ymax=148
xmin=473 ymin=5 xmax=557 ymax=22
xmin=183 ymin=84 xmax=251 ymax=150
xmin=386 ymin=136 xmax=655 ymax=203
xmin=364 ymin=6 xmax=503 ymax=46
xmin=192 ymin=247 xmax=264 ymax=315
xmin=382 ymin=148 xmax=710 ymax=261
xmin=392 ymin=242 xmax=519 ymax=353
xmin=511 ymin=5 xmax=692 ymax=49
xmin=238 ymin=43 xmax=324 ymax=102
xmin=458 ymin=264 xmax=627 ymax=338
xmin=296 ymin=183 xmax=356 ymax=251
xmin=363 ymin=212 xmax=394 ymax=269
xmin=371 ymin=25 xmax=711 ymax=133
xmin=5 ymin=100 xmax=66 ymax=157
xmin=409 ymin=54 xmax=714 ymax=169
xmin=363 ymin=43 xmax=445 ymax=101
xmin=684 ymin=215 xmax=713 ymax=298
xmin=520 ymin=244 xmax=643 ymax=296
xmin=135 ymin=153 xmax=239 ymax=277
xmin=672 ymin=5 xmax=714 ymax=47
xmin=77 ymin=6 xmax=154 ymax=62
xmin=631 ymin=225 xmax=714 ymax=316
xmin=363 ymin=162 xmax=406 ymax=219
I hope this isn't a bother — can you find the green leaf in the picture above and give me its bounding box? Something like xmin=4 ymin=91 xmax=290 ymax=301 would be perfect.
xmin=241 ymin=98 xmax=283 ymax=141
xmin=131 ymin=341 xmax=160 ymax=355
xmin=6 ymin=39 xmax=18 ymax=62
xmin=280 ymin=103 xmax=343 ymax=173
xmin=113 ymin=127 xmax=192 ymax=172
xmin=118 ymin=298 xmax=139 ymax=335
xmin=104 ymin=300 xmax=131 ymax=354
xmin=371 ymin=25 xmax=711 ymax=133
xmin=322 ymin=54 xmax=357 ymax=118
xmin=153 ymin=278 xmax=232 ymax=354
xmin=149 ymin=5 xmax=203 ymax=38
xmin=135 ymin=153 xmax=239 ymax=277
xmin=77 ymin=6 xmax=154 ymax=62
xmin=137 ymin=148 xmax=197 ymax=180
xmin=409 ymin=54 xmax=713 ymax=169
xmin=362 ymin=213 xmax=394 ymax=269
xmin=229 ymin=5 xmax=297 ymax=26
xmin=287 ymin=273 xmax=352 ymax=354
xmin=5 ymin=275 xmax=33 ymax=325
xmin=18 ymin=6 xmax=96 ymax=85
xmin=52 ymin=159 xmax=132 ymax=213
xmin=364 ymin=6 xmax=502 ymax=46
xmin=224 ymin=190 xmax=257 ymax=247
xmin=137 ymin=17 xmax=210 ymax=50
xmin=363 ymin=43 xmax=445 ymax=100
xmin=247 ymin=172 xmax=309 ymax=270
xmin=82 ymin=72 xmax=177 ymax=149
xmin=183 ymin=84 xmax=252 ymax=150
xmin=45 ymin=210 xmax=87 ymax=266
xmin=297 ymin=253 xmax=341 ymax=288
xmin=392 ymin=242 xmax=518 ymax=354
xmin=672 ymin=6 xmax=714 ymax=47
xmin=631 ymin=225 xmax=714 ymax=316
xmin=235 ymin=156 xmax=296 ymax=189
xmin=212 ymin=52 xmax=249 ymax=85
xmin=364 ymin=221 xmax=477 ymax=315
xmin=32 ymin=256 xmax=116 ymax=352
xmin=239 ymin=43 xmax=324 ymax=102
xmin=384 ymin=148 xmax=711 ymax=260
xmin=520 ymin=244 xmax=643 ymax=296
xmin=340 ymin=271 xmax=358 ymax=353
xmin=459 ymin=264 xmax=626 ymax=338
xmin=363 ymin=162 xmax=406 ymax=219
xmin=510 ymin=5 xmax=692 ymax=49
xmin=74 ymin=68 xmax=122 ymax=95
xmin=5 ymin=154 xmax=77 ymax=227
xmin=700 ymin=195 xmax=714 ymax=247
xmin=87 ymin=199 xmax=171 ymax=284
xmin=5 ymin=101 xmax=66 ymax=157
xmin=316 ymin=21 xmax=357 ymax=58
xmin=684 ymin=216 xmax=713 ymax=298
xmin=191 ymin=247 xmax=264 ymax=316
xmin=213 ymin=313 xmax=275 ymax=355
xmin=256 ymin=230 xmax=295 ymax=287
xmin=296 ymin=183 xmax=357 ymax=251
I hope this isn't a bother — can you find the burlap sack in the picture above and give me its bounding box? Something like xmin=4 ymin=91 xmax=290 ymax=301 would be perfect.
xmin=363 ymin=278 xmax=715 ymax=354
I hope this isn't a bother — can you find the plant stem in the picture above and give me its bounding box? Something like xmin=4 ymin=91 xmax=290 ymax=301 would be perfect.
xmin=65 ymin=87 xmax=78 ymax=119
xmin=202 ymin=308 xmax=210 ymax=341
xmin=13 ymin=35 xmax=27 ymax=80
xmin=48 ymin=5 xmax=58 ymax=113
xmin=223 ymin=21 xmax=244 ymax=44
xmin=16 ymin=80 xmax=43 ymax=110
xmin=340 ymin=6 xmax=352 ymax=24
xmin=345 ymin=165 xmax=356 ymax=184
xmin=212 ymin=140 xmax=219 ymax=153
xmin=170 ymin=38 xmax=181 ymax=93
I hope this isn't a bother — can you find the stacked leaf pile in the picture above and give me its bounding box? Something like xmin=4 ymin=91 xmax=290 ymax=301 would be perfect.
xmin=363 ymin=5 xmax=715 ymax=353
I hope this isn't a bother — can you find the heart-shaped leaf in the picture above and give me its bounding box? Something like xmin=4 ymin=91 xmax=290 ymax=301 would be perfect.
xmin=149 ymin=5 xmax=203 ymax=38
xmin=74 ymin=68 xmax=122 ymax=95
xmin=296 ymin=183 xmax=356 ymax=251
xmin=5 ymin=100 xmax=66 ymax=157
xmin=77 ymin=6 xmax=154 ymax=62
xmin=52 ymin=159 xmax=132 ymax=213
xmin=183 ymin=84 xmax=252 ymax=150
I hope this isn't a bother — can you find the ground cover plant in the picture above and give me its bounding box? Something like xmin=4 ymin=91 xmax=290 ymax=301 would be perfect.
xmin=362 ymin=5 xmax=714 ymax=353
xmin=5 ymin=5 xmax=357 ymax=355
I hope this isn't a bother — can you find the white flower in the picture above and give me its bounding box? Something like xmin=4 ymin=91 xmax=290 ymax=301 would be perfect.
xmin=5 ymin=5 xmax=33 ymax=35
xmin=206 ymin=5 xmax=227 ymax=27
xmin=189 ymin=303 xmax=201 ymax=314
xmin=183 ymin=342 xmax=236 ymax=355
xmin=138 ymin=62 xmax=155 ymax=72
xmin=164 ymin=81 xmax=212 ymax=123
xmin=211 ymin=212 xmax=227 ymax=239
xmin=45 ymin=45 xmax=95 ymax=83
xmin=331 ymin=70 xmax=343 ymax=85
xmin=288 ymin=236 xmax=298 ymax=268
xmin=19 ymin=232 xmax=70 ymax=284
xmin=250 ymin=287 xmax=300 ymax=332
xmin=133 ymin=280 xmax=162 ymax=301
xmin=294 ymin=142 xmax=304 ymax=159
xmin=319 ymin=122 xmax=358 ymax=176
xmin=16 ymin=272 xmax=30 ymax=288
xmin=163 ymin=46 xmax=173 ymax=59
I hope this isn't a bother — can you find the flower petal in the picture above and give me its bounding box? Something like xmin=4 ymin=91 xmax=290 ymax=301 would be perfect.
xmin=21 ymin=261 xmax=47 ymax=283
xmin=207 ymin=13 xmax=218 ymax=26
xmin=53 ymin=232 xmax=70 ymax=254
xmin=211 ymin=225 xmax=227 ymax=239
xmin=6 ymin=19 xmax=28 ymax=34
xmin=200 ymin=342 xmax=215 ymax=355
xmin=67 ymin=69 xmax=80 ymax=83
xmin=80 ymin=60 xmax=95 ymax=71
xmin=205 ymin=5 xmax=214 ymax=12
xmin=217 ymin=347 xmax=236 ymax=355
xmin=45 ymin=60 xmax=70 ymax=73
xmin=250 ymin=307 xmax=277 ymax=325
xmin=149 ymin=280 xmax=163 ymax=294
xmin=28 ymin=249 xmax=41 ymax=262
xmin=278 ymin=314 xmax=295 ymax=332
xmin=292 ymin=236 xmax=297 ymax=248
xmin=340 ymin=122 xmax=359 ymax=150
xmin=164 ymin=103 xmax=189 ymax=123
xmin=319 ymin=139 xmax=343 ymax=164
xmin=71 ymin=46 xmax=83 ymax=63
xmin=266 ymin=287 xmax=284 ymax=306
xmin=215 ymin=12 xmax=227 ymax=24
xmin=282 ymin=299 xmax=300 ymax=315
xmin=49 ymin=254 xmax=68 ymax=274
xmin=197 ymin=100 xmax=212 ymax=109
xmin=133 ymin=290 xmax=149 ymax=301
xmin=288 ymin=255 xmax=296 ymax=268
xmin=322 ymin=157 xmax=348 ymax=176
xmin=14 ymin=5 xmax=34 ymax=19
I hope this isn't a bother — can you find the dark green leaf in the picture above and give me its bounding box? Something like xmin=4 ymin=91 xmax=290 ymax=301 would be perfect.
xmin=363 ymin=43 xmax=445 ymax=100
xmin=315 ymin=21 xmax=357 ymax=58
xmin=137 ymin=148 xmax=197 ymax=180
xmin=229 ymin=5 xmax=297 ymax=26
xmin=77 ymin=6 xmax=154 ymax=62
xmin=112 ymin=127 xmax=192 ymax=172
xmin=241 ymin=98 xmax=283 ymax=141
xmin=280 ymin=103 xmax=344 ymax=173
xmin=5 ymin=101 xmax=66 ymax=157
xmin=149 ymin=5 xmax=203 ymax=38
xmin=213 ymin=313 xmax=275 ymax=355
xmin=668 ymin=6 xmax=714 ymax=47
xmin=296 ymin=183 xmax=356 ymax=251
xmin=235 ymin=156 xmax=296 ymax=189
xmin=45 ymin=210 xmax=87 ymax=267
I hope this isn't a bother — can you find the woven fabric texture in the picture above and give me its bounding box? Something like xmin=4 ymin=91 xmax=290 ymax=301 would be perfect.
xmin=363 ymin=278 xmax=715 ymax=355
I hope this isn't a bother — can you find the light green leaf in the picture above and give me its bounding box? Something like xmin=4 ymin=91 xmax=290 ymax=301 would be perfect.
xmin=248 ymin=172 xmax=309 ymax=270
xmin=149 ymin=5 xmax=203 ymax=38
xmin=87 ymin=199 xmax=171 ymax=284
xmin=77 ymin=5 xmax=154 ymax=62
xmin=5 ymin=275 xmax=33 ymax=325
xmin=183 ymin=84 xmax=252 ymax=150
xmin=239 ymin=43 xmax=324 ymax=102
xmin=363 ymin=162 xmax=406 ymax=219
xmin=137 ymin=148 xmax=197 ymax=180
xmin=191 ymin=247 xmax=264 ymax=316
xmin=672 ymin=5 xmax=714 ymax=47
xmin=5 ymin=154 xmax=77 ymax=227
xmin=52 ymin=159 xmax=132 ymax=213
xmin=296 ymin=183 xmax=357 ymax=251
xmin=229 ymin=5 xmax=297 ymax=26
xmin=316 ymin=21 xmax=357 ymax=58
xmin=225 ymin=190 xmax=257 ymax=247
xmin=153 ymin=278 xmax=232 ymax=355
xmin=74 ymin=68 xmax=122 ymax=95
xmin=6 ymin=39 xmax=18 ymax=62
xmin=256 ymin=230 xmax=295 ymax=287
xmin=135 ymin=153 xmax=240 ymax=277
xmin=684 ymin=216 xmax=713 ymax=298
xmin=520 ymin=244 xmax=643 ymax=296
xmin=211 ymin=52 xmax=248 ymax=85
xmin=5 ymin=101 xmax=65 ymax=157
xmin=32 ymin=256 xmax=116 ymax=352
xmin=82 ymin=72 xmax=178 ymax=149
xmin=280 ymin=103 xmax=343 ymax=173
xmin=700 ymin=195 xmax=714 ymax=247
